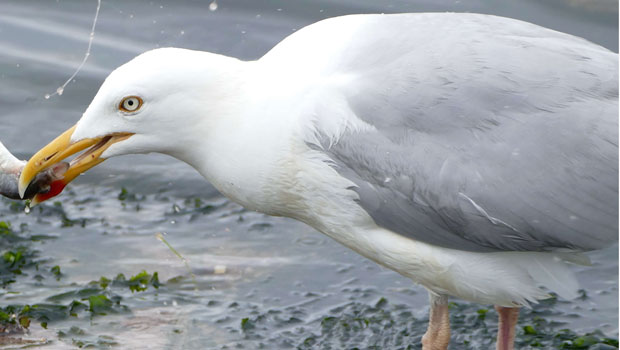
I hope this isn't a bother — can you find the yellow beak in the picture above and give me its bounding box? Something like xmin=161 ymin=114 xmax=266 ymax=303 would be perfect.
xmin=18 ymin=124 xmax=133 ymax=203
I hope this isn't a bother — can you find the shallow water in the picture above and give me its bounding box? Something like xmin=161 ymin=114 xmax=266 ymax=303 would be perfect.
xmin=0 ymin=0 xmax=617 ymax=349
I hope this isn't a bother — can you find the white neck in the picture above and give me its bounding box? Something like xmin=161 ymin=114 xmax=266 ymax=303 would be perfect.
xmin=162 ymin=52 xmax=369 ymax=226
xmin=163 ymin=59 xmax=299 ymax=214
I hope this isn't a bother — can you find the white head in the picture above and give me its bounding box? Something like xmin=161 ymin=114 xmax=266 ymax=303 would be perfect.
xmin=19 ymin=47 xmax=244 ymax=202
xmin=76 ymin=47 xmax=243 ymax=159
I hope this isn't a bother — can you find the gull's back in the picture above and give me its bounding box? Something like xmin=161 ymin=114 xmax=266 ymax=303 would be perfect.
xmin=260 ymin=13 xmax=618 ymax=252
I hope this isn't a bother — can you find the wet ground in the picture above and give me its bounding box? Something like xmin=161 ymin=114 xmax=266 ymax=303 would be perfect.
xmin=0 ymin=0 xmax=618 ymax=349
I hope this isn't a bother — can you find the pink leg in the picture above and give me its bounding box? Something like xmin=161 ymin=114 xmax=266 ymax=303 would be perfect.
xmin=422 ymin=294 xmax=450 ymax=350
xmin=495 ymin=305 xmax=520 ymax=350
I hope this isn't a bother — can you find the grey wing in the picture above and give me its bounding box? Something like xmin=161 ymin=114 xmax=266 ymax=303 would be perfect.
xmin=306 ymin=14 xmax=619 ymax=252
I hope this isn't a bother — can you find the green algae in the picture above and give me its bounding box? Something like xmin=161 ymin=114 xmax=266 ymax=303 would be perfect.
xmin=237 ymin=297 xmax=619 ymax=350
xmin=0 ymin=219 xmax=161 ymax=337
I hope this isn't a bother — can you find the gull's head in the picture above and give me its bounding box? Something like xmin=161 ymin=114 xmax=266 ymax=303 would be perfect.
xmin=19 ymin=48 xmax=241 ymax=203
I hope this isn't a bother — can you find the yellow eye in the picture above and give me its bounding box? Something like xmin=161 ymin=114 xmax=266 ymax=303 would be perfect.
xmin=119 ymin=96 xmax=143 ymax=113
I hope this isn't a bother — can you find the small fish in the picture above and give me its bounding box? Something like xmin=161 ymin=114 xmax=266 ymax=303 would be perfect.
xmin=0 ymin=162 xmax=69 ymax=200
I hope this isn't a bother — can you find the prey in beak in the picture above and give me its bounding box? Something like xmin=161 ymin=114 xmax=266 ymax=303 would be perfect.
xmin=19 ymin=125 xmax=133 ymax=205
xmin=0 ymin=162 xmax=69 ymax=201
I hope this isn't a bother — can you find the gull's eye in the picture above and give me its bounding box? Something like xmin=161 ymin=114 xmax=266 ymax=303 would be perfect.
xmin=119 ymin=96 xmax=143 ymax=113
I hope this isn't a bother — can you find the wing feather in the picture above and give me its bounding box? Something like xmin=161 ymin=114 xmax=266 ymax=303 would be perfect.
xmin=293 ymin=13 xmax=618 ymax=252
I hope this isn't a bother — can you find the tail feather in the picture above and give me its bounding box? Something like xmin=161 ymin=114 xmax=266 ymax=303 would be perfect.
xmin=524 ymin=254 xmax=580 ymax=301
xmin=555 ymin=251 xmax=592 ymax=266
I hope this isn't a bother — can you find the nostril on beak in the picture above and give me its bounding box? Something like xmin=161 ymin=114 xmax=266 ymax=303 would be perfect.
xmin=44 ymin=152 xmax=58 ymax=162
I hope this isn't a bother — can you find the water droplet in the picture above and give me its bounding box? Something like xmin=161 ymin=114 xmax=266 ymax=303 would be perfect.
xmin=44 ymin=94 xmax=51 ymax=99
xmin=24 ymin=206 xmax=30 ymax=214
xmin=208 ymin=1 xmax=218 ymax=11
xmin=56 ymin=86 xmax=64 ymax=95
xmin=180 ymin=30 xmax=185 ymax=35
xmin=172 ymin=204 xmax=181 ymax=213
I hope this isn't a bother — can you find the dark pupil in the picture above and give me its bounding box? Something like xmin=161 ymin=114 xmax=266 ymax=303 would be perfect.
xmin=127 ymin=100 xmax=134 ymax=106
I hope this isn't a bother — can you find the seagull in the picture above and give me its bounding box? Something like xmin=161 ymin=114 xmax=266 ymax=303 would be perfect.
xmin=17 ymin=13 xmax=618 ymax=350
xmin=0 ymin=141 xmax=67 ymax=200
